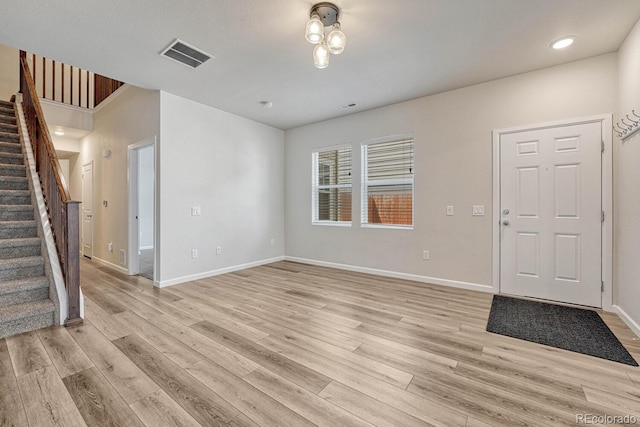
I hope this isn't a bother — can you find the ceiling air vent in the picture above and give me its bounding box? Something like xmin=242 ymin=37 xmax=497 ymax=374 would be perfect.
xmin=160 ymin=39 xmax=212 ymax=68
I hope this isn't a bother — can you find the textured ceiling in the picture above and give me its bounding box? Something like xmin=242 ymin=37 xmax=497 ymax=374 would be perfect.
xmin=1 ymin=0 xmax=639 ymax=129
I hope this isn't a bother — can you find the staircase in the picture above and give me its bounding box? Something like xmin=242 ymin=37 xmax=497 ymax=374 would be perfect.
xmin=0 ymin=99 xmax=55 ymax=339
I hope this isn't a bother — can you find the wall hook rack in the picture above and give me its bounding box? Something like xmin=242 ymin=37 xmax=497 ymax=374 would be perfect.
xmin=615 ymin=109 xmax=640 ymax=140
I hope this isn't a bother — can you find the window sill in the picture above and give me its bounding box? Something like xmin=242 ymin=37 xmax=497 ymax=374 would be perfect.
xmin=361 ymin=223 xmax=414 ymax=230
xmin=312 ymin=221 xmax=352 ymax=227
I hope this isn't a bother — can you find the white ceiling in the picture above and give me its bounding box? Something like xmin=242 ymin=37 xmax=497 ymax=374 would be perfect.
xmin=1 ymin=0 xmax=640 ymax=130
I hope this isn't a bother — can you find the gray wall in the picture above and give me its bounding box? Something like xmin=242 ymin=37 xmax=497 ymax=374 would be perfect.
xmin=158 ymin=92 xmax=285 ymax=286
xmin=71 ymin=86 xmax=160 ymax=268
xmin=285 ymin=53 xmax=617 ymax=290
xmin=615 ymin=19 xmax=640 ymax=331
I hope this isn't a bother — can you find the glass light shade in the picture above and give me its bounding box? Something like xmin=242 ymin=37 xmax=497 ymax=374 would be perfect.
xmin=313 ymin=42 xmax=330 ymax=69
xmin=305 ymin=14 xmax=325 ymax=44
xmin=327 ymin=23 xmax=346 ymax=54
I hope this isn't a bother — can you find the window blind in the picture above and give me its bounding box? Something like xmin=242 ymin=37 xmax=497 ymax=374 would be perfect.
xmin=361 ymin=137 xmax=414 ymax=226
xmin=312 ymin=147 xmax=352 ymax=224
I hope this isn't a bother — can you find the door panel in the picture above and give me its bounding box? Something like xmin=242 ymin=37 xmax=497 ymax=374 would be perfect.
xmin=500 ymin=122 xmax=602 ymax=307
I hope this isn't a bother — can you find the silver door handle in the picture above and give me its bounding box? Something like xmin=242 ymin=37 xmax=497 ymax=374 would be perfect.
xmin=502 ymin=219 xmax=510 ymax=225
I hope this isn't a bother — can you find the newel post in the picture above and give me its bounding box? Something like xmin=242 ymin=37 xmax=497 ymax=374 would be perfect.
xmin=65 ymin=201 xmax=83 ymax=327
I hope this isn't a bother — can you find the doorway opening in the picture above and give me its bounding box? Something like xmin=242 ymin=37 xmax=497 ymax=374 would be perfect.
xmin=128 ymin=137 xmax=157 ymax=282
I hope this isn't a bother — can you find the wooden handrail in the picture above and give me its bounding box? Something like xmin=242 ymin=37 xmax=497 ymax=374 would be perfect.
xmin=19 ymin=50 xmax=82 ymax=327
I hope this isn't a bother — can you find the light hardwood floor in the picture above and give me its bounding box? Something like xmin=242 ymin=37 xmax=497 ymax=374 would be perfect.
xmin=1 ymin=259 xmax=639 ymax=426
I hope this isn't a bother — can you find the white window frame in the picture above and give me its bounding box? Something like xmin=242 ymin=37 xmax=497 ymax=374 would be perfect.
xmin=312 ymin=144 xmax=352 ymax=226
xmin=361 ymin=134 xmax=414 ymax=229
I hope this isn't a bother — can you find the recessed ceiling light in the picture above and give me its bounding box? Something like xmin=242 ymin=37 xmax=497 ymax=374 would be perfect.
xmin=340 ymin=103 xmax=356 ymax=109
xmin=258 ymin=100 xmax=273 ymax=108
xmin=551 ymin=36 xmax=576 ymax=50
xmin=54 ymin=130 xmax=65 ymax=136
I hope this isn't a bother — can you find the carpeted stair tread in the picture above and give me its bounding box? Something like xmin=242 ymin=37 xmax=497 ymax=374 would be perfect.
xmin=0 ymin=299 xmax=55 ymax=339
xmin=0 ymin=220 xmax=37 ymax=239
xmin=0 ymin=276 xmax=49 ymax=306
xmin=0 ymin=123 xmax=18 ymax=134
xmin=0 ymin=276 xmax=49 ymax=294
xmin=0 ymin=116 xmax=16 ymax=126
xmin=0 ymin=238 xmax=41 ymax=259
xmin=0 ymin=256 xmax=44 ymax=281
xmin=0 ymin=176 xmax=28 ymax=191
xmin=0 ymin=256 xmax=44 ymax=269
xmin=0 ymin=189 xmax=31 ymax=205
xmin=0 ymin=205 xmax=34 ymax=221
xmin=0 ymin=131 xmax=19 ymax=143
xmin=0 ymin=141 xmax=22 ymax=154
xmin=0 ymin=299 xmax=54 ymax=322
xmin=0 ymin=100 xmax=14 ymax=108
xmin=0 ymin=163 xmax=26 ymax=177
xmin=0 ymin=152 xmax=24 ymax=165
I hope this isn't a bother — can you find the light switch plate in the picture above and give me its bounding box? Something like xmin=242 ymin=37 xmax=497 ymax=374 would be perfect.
xmin=446 ymin=205 xmax=454 ymax=216
xmin=191 ymin=206 xmax=201 ymax=216
xmin=472 ymin=205 xmax=485 ymax=216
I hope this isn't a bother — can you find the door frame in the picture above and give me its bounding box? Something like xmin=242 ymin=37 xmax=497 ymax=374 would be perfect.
xmin=127 ymin=136 xmax=159 ymax=284
xmin=492 ymin=114 xmax=613 ymax=310
xmin=81 ymin=160 xmax=94 ymax=259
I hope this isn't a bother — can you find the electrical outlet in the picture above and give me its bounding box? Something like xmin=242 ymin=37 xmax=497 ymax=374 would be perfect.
xmin=191 ymin=206 xmax=201 ymax=216
xmin=216 ymin=246 xmax=222 ymax=255
xmin=270 ymin=238 xmax=275 ymax=246
xmin=422 ymin=250 xmax=429 ymax=260
xmin=120 ymin=249 xmax=126 ymax=266
xmin=108 ymin=242 xmax=113 ymax=252
xmin=446 ymin=205 xmax=454 ymax=216
xmin=191 ymin=249 xmax=198 ymax=259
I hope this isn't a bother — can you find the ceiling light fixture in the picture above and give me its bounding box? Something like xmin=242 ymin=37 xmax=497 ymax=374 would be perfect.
xmin=305 ymin=3 xmax=346 ymax=69
xmin=54 ymin=130 xmax=65 ymax=136
xmin=551 ymin=36 xmax=576 ymax=50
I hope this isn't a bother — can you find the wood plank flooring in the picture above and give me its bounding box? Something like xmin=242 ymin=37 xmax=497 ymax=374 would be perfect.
xmin=1 ymin=259 xmax=639 ymax=426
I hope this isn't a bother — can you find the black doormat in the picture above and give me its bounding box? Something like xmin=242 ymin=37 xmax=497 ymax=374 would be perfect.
xmin=486 ymin=295 xmax=638 ymax=367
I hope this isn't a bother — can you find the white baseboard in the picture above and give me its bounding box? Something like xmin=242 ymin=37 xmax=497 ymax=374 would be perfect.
xmin=284 ymin=256 xmax=493 ymax=293
xmin=612 ymin=305 xmax=640 ymax=338
xmin=92 ymin=256 xmax=129 ymax=274
xmin=156 ymin=256 xmax=286 ymax=288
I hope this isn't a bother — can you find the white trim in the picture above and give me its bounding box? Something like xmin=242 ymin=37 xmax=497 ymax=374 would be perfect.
xmin=492 ymin=114 xmax=613 ymax=310
xmin=285 ymin=256 xmax=493 ymax=293
xmin=156 ymin=256 xmax=286 ymax=288
xmin=312 ymin=221 xmax=352 ymax=227
xmin=127 ymin=137 xmax=158 ymax=282
xmin=139 ymin=245 xmax=154 ymax=250
xmin=91 ymin=84 xmax=131 ymax=114
xmin=39 ymin=97 xmax=93 ymax=114
xmin=312 ymin=143 xmax=352 ymax=153
xmin=612 ymin=305 xmax=640 ymax=338
xmin=81 ymin=160 xmax=94 ymax=259
xmin=16 ymin=102 xmax=70 ymax=325
xmin=92 ymin=256 xmax=129 ymax=274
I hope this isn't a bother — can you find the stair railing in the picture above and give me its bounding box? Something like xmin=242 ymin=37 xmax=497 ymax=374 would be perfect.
xmin=20 ymin=51 xmax=124 ymax=109
xmin=19 ymin=50 xmax=82 ymax=327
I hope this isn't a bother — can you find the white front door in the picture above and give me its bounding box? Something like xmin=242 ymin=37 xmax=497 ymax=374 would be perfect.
xmin=82 ymin=161 xmax=93 ymax=259
xmin=500 ymin=122 xmax=602 ymax=307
